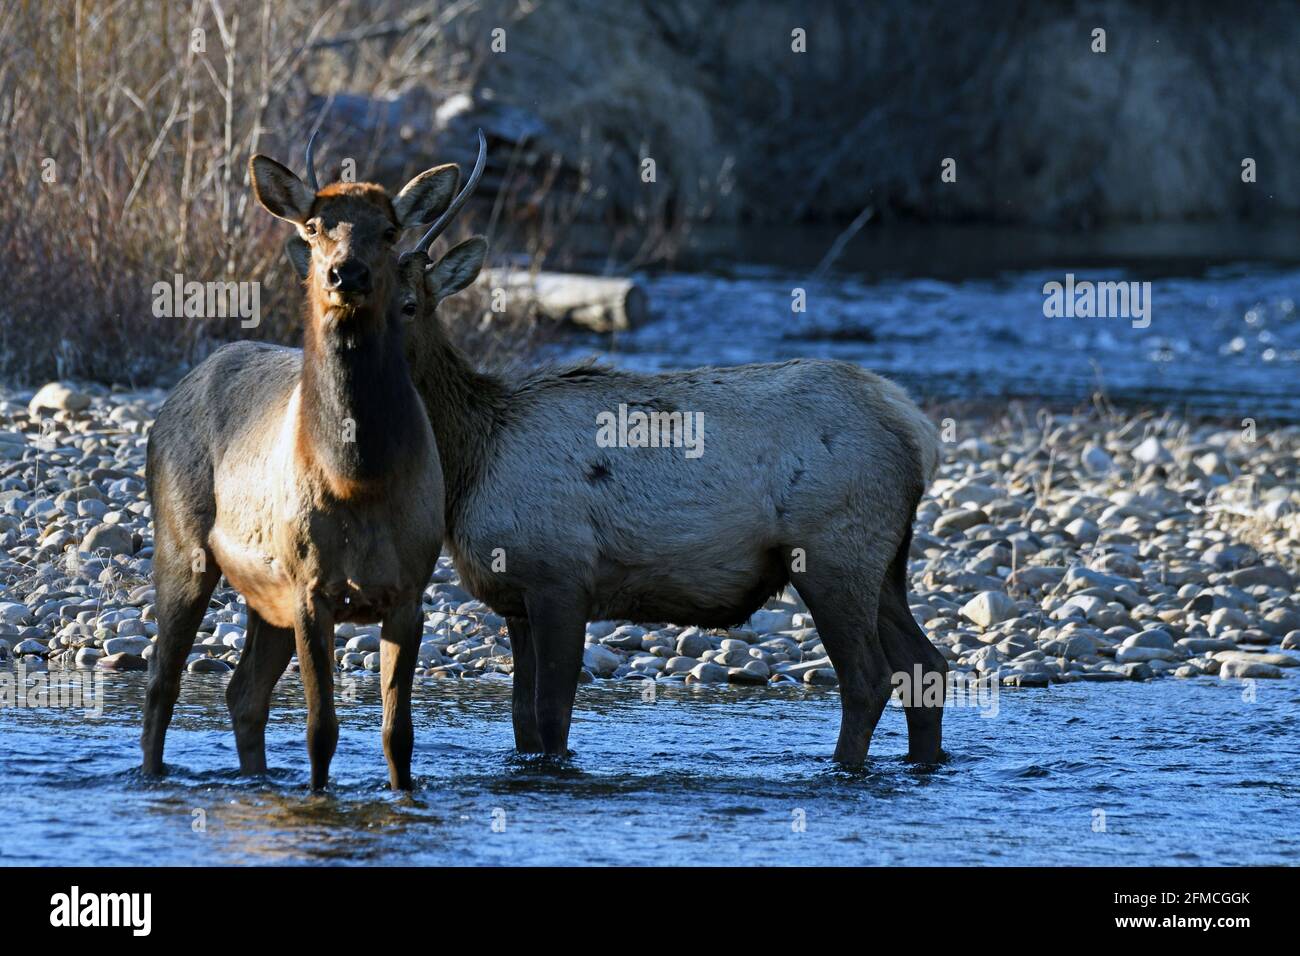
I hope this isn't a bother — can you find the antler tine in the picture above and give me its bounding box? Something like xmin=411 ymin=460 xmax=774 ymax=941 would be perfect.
xmin=414 ymin=128 xmax=487 ymax=256
xmin=304 ymin=130 xmax=320 ymax=192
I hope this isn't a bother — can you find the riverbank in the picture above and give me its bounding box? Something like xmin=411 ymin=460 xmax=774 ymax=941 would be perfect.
xmin=1 ymin=382 xmax=1297 ymax=690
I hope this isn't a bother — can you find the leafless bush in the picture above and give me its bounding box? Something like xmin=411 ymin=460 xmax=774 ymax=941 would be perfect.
xmin=0 ymin=0 xmax=533 ymax=385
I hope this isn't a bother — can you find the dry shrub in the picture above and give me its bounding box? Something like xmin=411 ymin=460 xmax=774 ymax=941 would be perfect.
xmin=0 ymin=0 xmax=516 ymax=386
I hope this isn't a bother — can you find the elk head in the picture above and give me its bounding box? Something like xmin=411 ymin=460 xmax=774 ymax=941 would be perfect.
xmin=403 ymin=130 xmax=490 ymax=357
xmin=250 ymin=133 xmax=460 ymax=333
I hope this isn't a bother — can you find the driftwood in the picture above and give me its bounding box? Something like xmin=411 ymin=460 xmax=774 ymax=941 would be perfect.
xmin=481 ymin=269 xmax=647 ymax=333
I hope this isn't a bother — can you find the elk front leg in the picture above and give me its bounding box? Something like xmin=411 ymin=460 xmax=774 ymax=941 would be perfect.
xmin=380 ymin=601 xmax=422 ymax=790
xmin=523 ymin=593 xmax=588 ymax=757
xmin=294 ymin=597 xmax=338 ymax=790
xmin=507 ymin=615 xmax=543 ymax=753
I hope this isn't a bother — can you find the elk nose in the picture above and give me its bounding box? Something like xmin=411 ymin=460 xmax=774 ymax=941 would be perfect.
xmin=326 ymin=260 xmax=371 ymax=294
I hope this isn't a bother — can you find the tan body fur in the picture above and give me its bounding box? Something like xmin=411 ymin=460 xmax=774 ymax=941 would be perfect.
xmin=405 ymin=232 xmax=949 ymax=764
xmin=447 ymin=361 xmax=932 ymax=624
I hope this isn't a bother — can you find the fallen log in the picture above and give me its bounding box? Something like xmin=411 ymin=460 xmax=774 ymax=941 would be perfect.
xmin=480 ymin=269 xmax=647 ymax=333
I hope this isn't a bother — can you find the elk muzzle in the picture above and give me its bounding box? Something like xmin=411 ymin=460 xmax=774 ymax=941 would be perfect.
xmin=325 ymin=258 xmax=372 ymax=302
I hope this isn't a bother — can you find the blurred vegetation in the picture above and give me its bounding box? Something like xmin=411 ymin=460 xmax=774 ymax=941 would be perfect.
xmin=477 ymin=0 xmax=1300 ymax=226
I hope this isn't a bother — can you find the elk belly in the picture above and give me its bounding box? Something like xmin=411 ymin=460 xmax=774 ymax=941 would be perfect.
xmin=208 ymin=527 xmax=297 ymax=629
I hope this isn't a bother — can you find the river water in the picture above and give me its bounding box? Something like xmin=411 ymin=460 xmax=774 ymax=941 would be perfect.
xmin=551 ymin=221 xmax=1300 ymax=419
xmin=1 ymin=671 xmax=1296 ymax=866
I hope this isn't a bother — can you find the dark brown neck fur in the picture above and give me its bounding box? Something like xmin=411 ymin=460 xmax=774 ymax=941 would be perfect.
xmin=297 ymin=290 xmax=426 ymax=498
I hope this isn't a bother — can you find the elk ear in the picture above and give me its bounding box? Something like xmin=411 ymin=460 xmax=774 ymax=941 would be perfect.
xmin=249 ymin=155 xmax=315 ymax=224
xmin=284 ymin=235 xmax=311 ymax=280
xmin=393 ymin=164 xmax=459 ymax=229
xmin=426 ymin=237 xmax=487 ymax=301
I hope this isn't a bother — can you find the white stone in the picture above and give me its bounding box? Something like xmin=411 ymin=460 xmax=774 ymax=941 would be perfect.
xmin=582 ymin=643 xmax=622 ymax=677
xmin=29 ymin=382 xmax=91 ymax=415
xmin=961 ymin=591 xmax=1018 ymax=628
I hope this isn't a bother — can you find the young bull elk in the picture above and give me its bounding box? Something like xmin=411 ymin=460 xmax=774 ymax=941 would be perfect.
xmin=384 ymin=134 xmax=948 ymax=766
xmin=142 ymin=136 xmax=456 ymax=789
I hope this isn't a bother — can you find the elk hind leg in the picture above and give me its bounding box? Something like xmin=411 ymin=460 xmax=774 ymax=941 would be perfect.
xmin=793 ymin=563 xmax=892 ymax=766
xmin=142 ymin=545 xmax=219 ymax=775
xmin=226 ymin=608 xmax=294 ymax=775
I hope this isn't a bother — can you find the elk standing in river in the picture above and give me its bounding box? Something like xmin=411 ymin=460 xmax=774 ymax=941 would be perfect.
xmin=386 ymin=134 xmax=948 ymax=765
xmin=142 ymin=138 xmax=455 ymax=789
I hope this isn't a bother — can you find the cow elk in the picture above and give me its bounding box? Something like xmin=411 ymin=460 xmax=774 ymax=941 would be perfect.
xmin=398 ymin=133 xmax=949 ymax=766
xmin=142 ymin=136 xmax=456 ymax=789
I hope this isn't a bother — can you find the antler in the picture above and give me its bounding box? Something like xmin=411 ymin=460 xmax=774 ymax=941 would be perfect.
xmin=304 ymin=130 xmax=320 ymax=192
xmin=413 ymin=129 xmax=487 ymax=256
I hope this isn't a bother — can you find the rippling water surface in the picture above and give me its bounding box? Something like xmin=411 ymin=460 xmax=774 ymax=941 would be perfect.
xmin=1 ymin=673 xmax=1296 ymax=866
xmin=548 ymin=263 xmax=1300 ymax=418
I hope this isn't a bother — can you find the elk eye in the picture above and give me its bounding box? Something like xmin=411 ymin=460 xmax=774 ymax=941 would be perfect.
xmin=402 ymin=302 xmax=417 ymax=317
xmin=384 ymin=227 xmax=398 ymax=243
xmin=303 ymin=221 xmax=318 ymax=237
